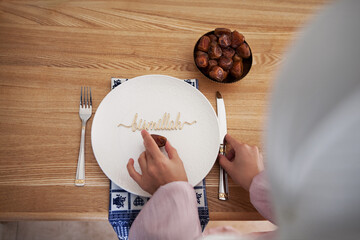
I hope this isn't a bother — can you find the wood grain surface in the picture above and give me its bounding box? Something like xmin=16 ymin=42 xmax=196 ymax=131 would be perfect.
xmin=0 ymin=0 xmax=329 ymax=221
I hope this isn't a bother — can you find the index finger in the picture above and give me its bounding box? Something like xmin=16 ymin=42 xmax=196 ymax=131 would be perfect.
xmin=225 ymin=134 xmax=240 ymax=148
xmin=141 ymin=130 xmax=163 ymax=161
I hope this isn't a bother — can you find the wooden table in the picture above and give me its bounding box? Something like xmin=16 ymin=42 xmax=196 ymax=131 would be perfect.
xmin=0 ymin=0 xmax=329 ymax=221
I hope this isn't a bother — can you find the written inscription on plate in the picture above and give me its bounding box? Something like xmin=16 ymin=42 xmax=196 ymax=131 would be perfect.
xmin=118 ymin=112 xmax=197 ymax=132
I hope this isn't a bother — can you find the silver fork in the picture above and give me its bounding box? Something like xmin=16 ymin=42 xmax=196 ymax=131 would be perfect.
xmin=75 ymin=87 xmax=92 ymax=186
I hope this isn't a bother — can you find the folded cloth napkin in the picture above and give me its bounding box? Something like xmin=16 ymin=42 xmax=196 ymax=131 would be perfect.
xmin=108 ymin=77 xmax=209 ymax=240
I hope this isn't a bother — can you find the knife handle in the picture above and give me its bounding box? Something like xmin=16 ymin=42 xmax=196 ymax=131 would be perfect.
xmin=219 ymin=143 xmax=229 ymax=200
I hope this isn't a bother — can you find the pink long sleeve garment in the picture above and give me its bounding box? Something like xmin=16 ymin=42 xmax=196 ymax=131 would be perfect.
xmin=249 ymin=171 xmax=274 ymax=224
xmin=129 ymin=172 xmax=273 ymax=239
xmin=203 ymin=171 xmax=275 ymax=238
xmin=129 ymin=181 xmax=202 ymax=240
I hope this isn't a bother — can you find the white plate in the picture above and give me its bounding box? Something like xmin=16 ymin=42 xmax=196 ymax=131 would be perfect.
xmin=91 ymin=75 xmax=220 ymax=197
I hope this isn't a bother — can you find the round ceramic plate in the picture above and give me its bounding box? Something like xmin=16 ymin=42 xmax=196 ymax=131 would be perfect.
xmin=91 ymin=75 xmax=220 ymax=197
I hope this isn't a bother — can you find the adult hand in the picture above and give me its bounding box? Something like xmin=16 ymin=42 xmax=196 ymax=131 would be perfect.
xmin=127 ymin=130 xmax=188 ymax=194
xmin=218 ymin=134 xmax=264 ymax=191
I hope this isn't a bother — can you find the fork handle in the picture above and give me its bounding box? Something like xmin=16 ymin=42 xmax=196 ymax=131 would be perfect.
xmin=75 ymin=121 xmax=86 ymax=186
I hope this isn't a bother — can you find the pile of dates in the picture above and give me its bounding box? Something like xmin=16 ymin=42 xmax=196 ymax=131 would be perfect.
xmin=195 ymin=28 xmax=251 ymax=82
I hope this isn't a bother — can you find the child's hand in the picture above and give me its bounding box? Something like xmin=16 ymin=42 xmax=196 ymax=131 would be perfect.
xmin=127 ymin=130 xmax=188 ymax=194
xmin=219 ymin=134 xmax=264 ymax=191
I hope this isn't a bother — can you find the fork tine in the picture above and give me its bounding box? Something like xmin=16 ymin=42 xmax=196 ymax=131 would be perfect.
xmin=90 ymin=87 xmax=92 ymax=107
xmin=86 ymin=87 xmax=89 ymax=108
xmin=87 ymin=87 xmax=90 ymax=107
xmin=80 ymin=87 xmax=83 ymax=106
xmin=83 ymin=86 xmax=86 ymax=108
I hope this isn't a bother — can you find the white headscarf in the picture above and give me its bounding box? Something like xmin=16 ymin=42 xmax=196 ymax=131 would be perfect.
xmin=204 ymin=0 xmax=360 ymax=239
xmin=267 ymin=0 xmax=360 ymax=239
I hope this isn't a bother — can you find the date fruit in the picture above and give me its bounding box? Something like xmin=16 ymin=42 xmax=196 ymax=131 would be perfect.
xmin=231 ymin=31 xmax=245 ymax=48
xmin=195 ymin=52 xmax=209 ymax=68
xmin=208 ymin=42 xmax=222 ymax=59
xmin=218 ymin=56 xmax=233 ymax=71
xmin=209 ymin=34 xmax=217 ymax=42
xmin=206 ymin=59 xmax=218 ymax=73
xmin=223 ymin=70 xmax=229 ymax=80
xmin=232 ymin=53 xmax=242 ymax=62
xmin=209 ymin=66 xmax=226 ymax=82
xmin=197 ymin=35 xmax=211 ymax=52
xmin=230 ymin=61 xmax=243 ymax=79
xmin=151 ymin=134 xmax=167 ymax=148
xmin=218 ymin=34 xmax=231 ymax=48
xmin=222 ymin=47 xmax=235 ymax=58
xmin=236 ymin=42 xmax=251 ymax=59
xmin=195 ymin=51 xmax=207 ymax=56
xmin=214 ymin=28 xmax=231 ymax=37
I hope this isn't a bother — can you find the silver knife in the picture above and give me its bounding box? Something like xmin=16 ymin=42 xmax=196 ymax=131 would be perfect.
xmin=216 ymin=91 xmax=229 ymax=201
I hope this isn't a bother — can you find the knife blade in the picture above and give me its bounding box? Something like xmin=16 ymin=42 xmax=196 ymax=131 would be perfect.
xmin=216 ymin=91 xmax=229 ymax=201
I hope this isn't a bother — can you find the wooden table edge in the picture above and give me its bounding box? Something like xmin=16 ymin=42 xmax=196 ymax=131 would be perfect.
xmin=0 ymin=212 xmax=108 ymax=221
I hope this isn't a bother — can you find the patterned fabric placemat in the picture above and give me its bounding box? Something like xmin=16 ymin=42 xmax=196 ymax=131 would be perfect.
xmin=108 ymin=78 xmax=209 ymax=240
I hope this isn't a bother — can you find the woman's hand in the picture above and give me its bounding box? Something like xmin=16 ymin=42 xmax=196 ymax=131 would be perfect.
xmin=219 ymin=134 xmax=264 ymax=191
xmin=127 ymin=130 xmax=188 ymax=194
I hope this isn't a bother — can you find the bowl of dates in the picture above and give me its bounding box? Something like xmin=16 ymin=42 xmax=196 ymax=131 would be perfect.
xmin=194 ymin=28 xmax=252 ymax=83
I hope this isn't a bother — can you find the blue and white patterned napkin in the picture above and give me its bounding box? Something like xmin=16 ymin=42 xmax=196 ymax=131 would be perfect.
xmin=108 ymin=78 xmax=209 ymax=240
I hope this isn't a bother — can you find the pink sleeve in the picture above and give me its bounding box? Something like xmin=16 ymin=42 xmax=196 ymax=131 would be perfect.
xmin=129 ymin=181 xmax=202 ymax=240
xmin=249 ymin=171 xmax=275 ymax=224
